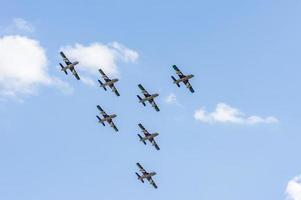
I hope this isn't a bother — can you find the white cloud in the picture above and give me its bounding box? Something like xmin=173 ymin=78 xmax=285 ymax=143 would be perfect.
xmin=60 ymin=42 xmax=139 ymax=80
xmin=165 ymin=93 xmax=178 ymax=104
xmin=0 ymin=35 xmax=70 ymax=98
xmin=194 ymin=103 xmax=278 ymax=124
xmin=286 ymin=175 xmax=301 ymax=200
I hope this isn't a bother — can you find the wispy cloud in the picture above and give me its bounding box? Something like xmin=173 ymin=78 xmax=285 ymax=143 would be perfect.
xmin=80 ymin=76 xmax=96 ymax=87
xmin=286 ymin=175 xmax=301 ymax=200
xmin=194 ymin=103 xmax=278 ymax=124
xmin=12 ymin=18 xmax=35 ymax=32
xmin=60 ymin=42 xmax=139 ymax=85
xmin=164 ymin=93 xmax=178 ymax=104
xmin=0 ymin=35 xmax=71 ymax=99
xmin=4 ymin=18 xmax=35 ymax=34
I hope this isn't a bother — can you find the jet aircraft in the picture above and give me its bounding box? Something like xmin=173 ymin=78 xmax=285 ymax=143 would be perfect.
xmin=135 ymin=163 xmax=158 ymax=189
xmin=96 ymin=105 xmax=118 ymax=132
xmin=98 ymin=68 xmax=120 ymax=96
xmin=137 ymin=84 xmax=160 ymax=112
xmin=59 ymin=51 xmax=80 ymax=80
xmin=137 ymin=123 xmax=160 ymax=150
xmin=171 ymin=65 xmax=194 ymax=93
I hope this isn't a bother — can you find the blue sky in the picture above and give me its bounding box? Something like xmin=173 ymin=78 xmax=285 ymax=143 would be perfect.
xmin=0 ymin=0 xmax=301 ymax=200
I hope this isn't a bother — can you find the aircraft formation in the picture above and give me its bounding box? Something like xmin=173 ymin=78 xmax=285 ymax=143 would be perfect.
xmin=59 ymin=51 xmax=195 ymax=189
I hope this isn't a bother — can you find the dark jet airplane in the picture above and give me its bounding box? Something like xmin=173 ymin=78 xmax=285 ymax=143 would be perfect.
xmin=96 ymin=105 xmax=118 ymax=132
xmin=137 ymin=84 xmax=160 ymax=112
xmin=135 ymin=163 xmax=158 ymax=189
xmin=137 ymin=123 xmax=160 ymax=150
xmin=171 ymin=65 xmax=194 ymax=93
xmin=59 ymin=51 xmax=80 ymax=80
xmin=98 ymin=68 xmax=120 ymax=96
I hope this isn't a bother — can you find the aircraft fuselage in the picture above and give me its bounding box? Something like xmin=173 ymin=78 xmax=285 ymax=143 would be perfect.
xmin=62 ymin=61 xmax=79 ymax=71
xmin=141 ymin=93 xmax=159 ymax=102
xmin=104 ymin=78 xmax=119 ymax=86
xmin=141 ymin=172 xmax=156 ymax=179
xmin=102 ymin=114 xmax=117 ymax=122
xmin=145 ymin=133 xmax=159 ymax=140
xmin=176 ymin=74 xmax=194 ymax=83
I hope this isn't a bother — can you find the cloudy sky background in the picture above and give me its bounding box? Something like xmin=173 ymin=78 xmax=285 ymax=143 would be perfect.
xmin=0 ymin=1 xmax=301 ymax=200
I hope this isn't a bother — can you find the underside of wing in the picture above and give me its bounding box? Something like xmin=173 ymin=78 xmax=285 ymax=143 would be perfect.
xmin=110 ymin=121 xmax=118 ymax=132
xmin=114 ymin=89 xmax=120 ymax=96
xmin=98 ymin=68 xmax=109 ymax=80
xmin=152 ymin=140 xmax=160 ymax=150
xmin=60 ymin=51 xmax=67 ymax=59
xmin=138 ymin=84 xmax=149 ymax=95
xmin=149 ymin=178 xmax=158 ymax=189
xmin=60 ymin=51 xmax=72 ymax=65
xmin=184 ymin=80 xmax=194 ymax=93
xmin=72 ymin=69 xmax=80 ymax=80
xmin=173 ymin=65 xmax=184 ymax=76
xmin=97 ymin=105 xmax=107 ymax=116
xmin=111 ymin=85 xmax=120 ymax=96
xmin=115 ymin=90 xmax=120 ymax=96
xmin=138 ymin=123 xmax=147 ymax=132
xmin=150 ymin=100 xmax=160 ymax=112
xmin=136 ymin=163 xmax=146 ymax=173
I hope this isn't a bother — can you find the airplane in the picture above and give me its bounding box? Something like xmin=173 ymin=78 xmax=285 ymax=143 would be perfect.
xmin=96 ymin=105 xmax=118 ymax=132
xmin=59 ymin=51 xmax=80 ymax=80
xmin=98 ymin=68 xmax=120 ymax=96
xmin=135 ymin=163 xmax=158 ymax=189
xmin=137 ymin=84 xmax=160 ymax=112
xmin=137 ymin=123 xmax=160 ymax=150
xmin=171 ymin=65 xmax=194 ymax=93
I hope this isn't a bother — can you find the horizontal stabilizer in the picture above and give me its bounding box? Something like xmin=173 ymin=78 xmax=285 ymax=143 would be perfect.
xmin=138 ymin=134 xmax=147 ymax=145
xmin=98 ymin=80 xmax=107 ymax=91
xmin=137 ymin=95 xmax=146 ymax=106
xmin=60 ymin=63 xmax=68 ymax=75
xmin=136 ymin=173 xmax=144 ymax=183
xmin=96 ymin=115 xmax=105 ymax=126
xmin=171 ymin=76 xmax=180 ymax=87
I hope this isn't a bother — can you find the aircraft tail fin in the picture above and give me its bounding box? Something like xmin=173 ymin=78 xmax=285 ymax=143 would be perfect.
xmin=137 ymin=95 xmax=146 ymax=106
xmin=136 ymin=173 xmax=144 ymax=183
xmin=138 ymin=134 xmax=147 ymax=145
xmin=96 ymin=115 xmax=105 ymax=126
xmin=98 ymin=80 xmax=107 ymax=91
xmin=171 ymin=76 xmax=180 ymax=87
xmin=60 ymin=63 xmax=68 ymax=75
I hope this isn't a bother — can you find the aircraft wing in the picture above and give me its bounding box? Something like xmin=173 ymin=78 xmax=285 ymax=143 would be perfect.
xmin=97 ymin=105 xmax=107 ymax=116
xmin=150 ymin=99 xmax=160 ymax=112
xmin=148 ymin=177 xmax=158 ymax=189
xmin=151 ymin=139 xmax=160 ymax=151
xmin=98 ymin=68 xmax=109 ymax=80
xmin=184 ymin=80 xmax=195 ymax=93
xmin=173 ymin=65 xmax=184 ymax=76
xmin=60 ymin=51 xmax=72 ymax=65
xmin=138 ymin=123 xmax=148 ymax=134
xmin=114 ymin=89 xmax=120 ymax=96
xmin=136 ymin=163 xmax=146 ymax=173
xmin=110 ymin=121 xmax=118 ymax=132
xmin=110 ymin=85 xmax=120 ymax=96
xmin=138 ymin=84 xmax=149 ymax=96
xmin=72 ymin=68 xmax=80 ymax=80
